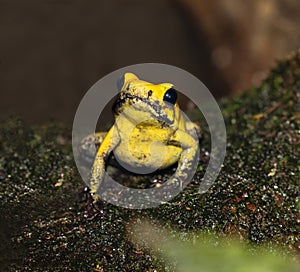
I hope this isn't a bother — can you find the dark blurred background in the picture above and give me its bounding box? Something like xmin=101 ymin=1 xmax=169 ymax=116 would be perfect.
xmin=0 ymin=0 xmax=299 ymax=124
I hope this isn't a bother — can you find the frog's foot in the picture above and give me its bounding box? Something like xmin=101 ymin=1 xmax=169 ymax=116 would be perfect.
xmin=89 ymin=180 xmax=101 ymax=203
xmin=89 ymin=190 xmax=99 ymax=201
xmin=167 ymin=177 xmax=183 ymax=191
xmin=81 ymin=186 xmax=100 ymax=204
xmin=81 ymin=187 xmax=104 ymax=219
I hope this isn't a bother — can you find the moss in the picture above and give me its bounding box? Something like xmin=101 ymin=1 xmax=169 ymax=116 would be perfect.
xmin=1 ymin=50 xmax=300 ymax=271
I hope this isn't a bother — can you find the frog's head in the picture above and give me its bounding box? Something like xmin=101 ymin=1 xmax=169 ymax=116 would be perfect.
xmin=113 ymin=73 xmax=178 ymax=125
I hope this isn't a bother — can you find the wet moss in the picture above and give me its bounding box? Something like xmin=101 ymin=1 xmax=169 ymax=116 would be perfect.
xmin=1 ymin=50 xmax=299 ymax=271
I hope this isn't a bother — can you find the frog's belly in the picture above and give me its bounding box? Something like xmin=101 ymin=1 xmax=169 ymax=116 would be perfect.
xmin=113 ymin=141 xmax=181 ymax=172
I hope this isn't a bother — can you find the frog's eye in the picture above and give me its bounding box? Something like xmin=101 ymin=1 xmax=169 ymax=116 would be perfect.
xmin=163 ymin=88 xmax=177 ymax=105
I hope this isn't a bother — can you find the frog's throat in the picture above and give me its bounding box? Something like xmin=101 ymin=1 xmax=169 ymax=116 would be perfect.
xmin=113 ymin=94 xmax=174 ymax=125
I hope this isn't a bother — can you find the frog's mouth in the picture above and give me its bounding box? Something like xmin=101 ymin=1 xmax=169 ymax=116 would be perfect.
xmin=113 ymin=93 xmax=174 ymax=125
xmin=135 ymin=95 xmax=175 ymax=125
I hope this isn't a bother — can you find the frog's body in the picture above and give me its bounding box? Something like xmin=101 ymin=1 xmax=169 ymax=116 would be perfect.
xmin=114 ymin=120 xmax=182 ymax=170
xmin=83 ymin=73 xmax=200 ymax=200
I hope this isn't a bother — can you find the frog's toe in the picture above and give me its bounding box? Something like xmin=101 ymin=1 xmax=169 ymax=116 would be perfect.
xmin=167 ymin=177 xmax=183 ymax=190
xmin=91 ymin=192 xmax=100 ymax=204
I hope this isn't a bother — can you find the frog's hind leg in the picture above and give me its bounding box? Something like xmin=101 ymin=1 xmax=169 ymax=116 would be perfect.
xmin=78 ymin=132 xmax=107 ymax=165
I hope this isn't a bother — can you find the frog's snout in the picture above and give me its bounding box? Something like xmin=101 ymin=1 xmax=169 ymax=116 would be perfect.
xmin=158 ymin=108 xmax=174 ymax=125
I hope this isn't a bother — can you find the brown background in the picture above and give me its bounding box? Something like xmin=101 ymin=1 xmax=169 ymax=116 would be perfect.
xmin=1 ymin=0 xmax=299 ymax=124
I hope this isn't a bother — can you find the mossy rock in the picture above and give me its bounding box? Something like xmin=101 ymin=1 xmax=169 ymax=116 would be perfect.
xmin=0 ymin=50 xmax=299 ymax=271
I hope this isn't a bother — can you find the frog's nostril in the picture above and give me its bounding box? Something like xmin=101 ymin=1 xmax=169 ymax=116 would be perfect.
xmin=163 ymin=88 xmax=177 ymax=105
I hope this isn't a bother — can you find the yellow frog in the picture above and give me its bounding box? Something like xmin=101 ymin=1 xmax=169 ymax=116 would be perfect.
xmin=82 ymin=73 xmax=200 ymax=200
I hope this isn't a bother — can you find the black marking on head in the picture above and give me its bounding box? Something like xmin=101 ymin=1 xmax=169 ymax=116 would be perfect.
xmin=112 ymin=92 xmax=174 ymax=124
xmin=112 ymin=93 xmax=133 ymax=114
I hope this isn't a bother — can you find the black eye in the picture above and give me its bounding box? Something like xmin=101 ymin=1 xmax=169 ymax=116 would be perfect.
xmin=163 ymin=88 xmax=177 ymax=105
xmin=148 ymin=90 xmax=152 ymax=96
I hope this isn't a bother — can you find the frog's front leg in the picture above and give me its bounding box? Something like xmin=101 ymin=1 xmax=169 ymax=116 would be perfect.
xmin=169 ymin=130 xmax=199 ymax=189
xmin=90 ymin=126 xmax=120 ymax=200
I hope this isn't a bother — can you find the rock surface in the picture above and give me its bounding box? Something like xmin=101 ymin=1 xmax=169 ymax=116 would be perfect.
xmin=0 ymin=50 xmax=299 ymax=271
